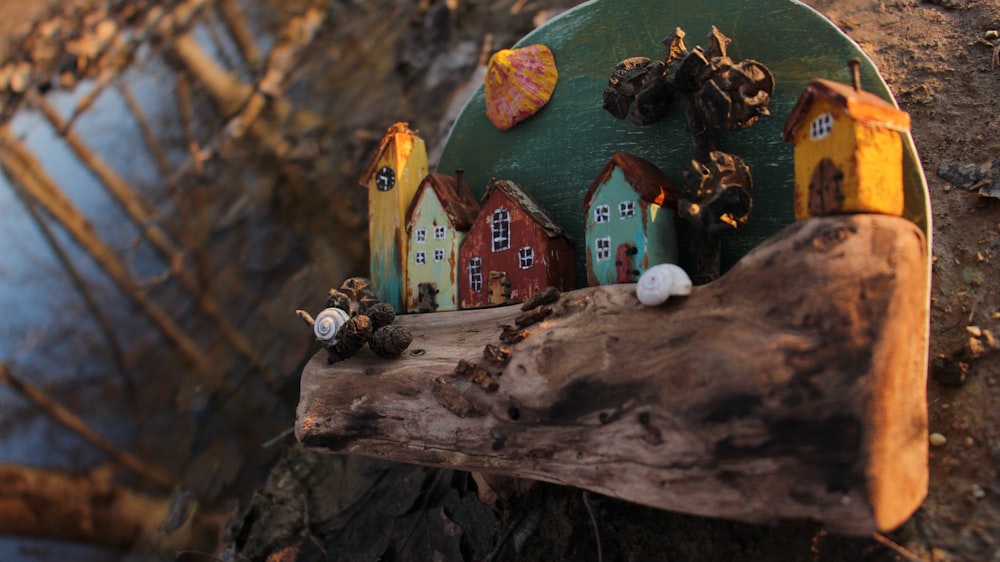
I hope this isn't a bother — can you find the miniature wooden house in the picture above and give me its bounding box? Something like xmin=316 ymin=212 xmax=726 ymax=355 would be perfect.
xmin=783 ymin=79 xmax=911 ymax=220
xmin=458 ymin=179 xmax=574 ymax=309
xmin=583 ymin=152 xmax=682 ymax=286
xmin=404 ymin=172 xmax=480 ymax=313
xmin=359 ymin=122 xmax=429 ymax=310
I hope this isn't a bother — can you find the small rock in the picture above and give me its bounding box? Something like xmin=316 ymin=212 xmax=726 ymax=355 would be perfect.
xmin=930 ymin=432 xmax=948 ymax=447
xmin=969 ymin=336 xmax=988 ymax=358
xmin=937 ymin=161 xmax=989 ymax=190
xmin=932 ymin=354 xmax=970 ymax=386
xmin=983 ymin=329 xmax=998 ymax=349
xmin=967 ymin=325 xmax=983 ymax=338
xmin=972 ymin=484 xmax=986 ymax=499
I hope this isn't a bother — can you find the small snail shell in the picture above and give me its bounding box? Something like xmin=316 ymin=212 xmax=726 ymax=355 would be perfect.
xmin=313 ymin=307 xmax=350 ymax=344
xmin=636 ymin=264 xmax=692 ymax=306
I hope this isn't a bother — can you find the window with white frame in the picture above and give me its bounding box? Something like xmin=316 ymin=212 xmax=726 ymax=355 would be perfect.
xmin=518 ymin=247 xmax=535 ymax=269
xmin=619 ymin=201 xmax=635 ymax=219
xmin=415 ymin=250 xmax=427 ymax=265
xmin=810 ymin=112 xmax=833 ymax=140
xmin=415 ymin=228 xmax=427 ymax=243
xmin=594 ymin=204 xmax=610 ymax=224
xmin=434 ymin=225 xmax=447 ymax=240
xmin=492 ymin=209 xmax=510 ymax=252
xmin=595 ymin=236 xmax=611 ymax=261
xmin=433 ymin=248 xmax=445 ymax=263
xmin=469 ymin=257 xmax=483 ymax=292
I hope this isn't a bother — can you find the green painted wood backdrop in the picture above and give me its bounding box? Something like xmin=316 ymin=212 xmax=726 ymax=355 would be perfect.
xmin=437 ymin=0 xmax=929 ymax=288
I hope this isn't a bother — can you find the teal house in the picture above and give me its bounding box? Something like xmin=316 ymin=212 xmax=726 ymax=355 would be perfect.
xmin=583 ymin=152 xmax=681 ymax=286
xmin=404 ymin=171 xmax=480 ymax=312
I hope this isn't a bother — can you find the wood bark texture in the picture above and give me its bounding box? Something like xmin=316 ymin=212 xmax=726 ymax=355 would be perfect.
xmin=297 ymin=214 xmax=929 ymax=536
xmin=0 ymin=464 xmax=223 ymax=551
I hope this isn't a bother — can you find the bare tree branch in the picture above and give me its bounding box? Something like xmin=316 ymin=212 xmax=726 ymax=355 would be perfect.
xmin=216 ymin=0 xmax=262 ymax=71
xmin=0 ymin=362 xmax=173 ymax=488
xmin=117 ymin=81 xmax=172 ymax=179
xmin=34 ymin=96 xmax=281 ymax=387
xmin=0 ymin=463 xmax=225 ymax=551
xmin=0 ymin=127 xmax=216 ymax=380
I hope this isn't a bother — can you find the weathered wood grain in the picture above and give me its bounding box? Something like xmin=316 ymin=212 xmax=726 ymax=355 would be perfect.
xmin=297 ymin=213 xmax=928 ymax=535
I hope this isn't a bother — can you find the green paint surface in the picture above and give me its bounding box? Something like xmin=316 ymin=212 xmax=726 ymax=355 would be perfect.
xmin=437 ymin=0 xmax=929 ymax=287
xmin=406 ymin=188 xmax=464 ymax=311
xmin=586 ymin=167 xmax=677 ymax=285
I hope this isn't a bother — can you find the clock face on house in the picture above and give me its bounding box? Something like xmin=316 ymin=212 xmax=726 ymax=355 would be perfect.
xmin=375 ymin=166 xmax=396 ymax=191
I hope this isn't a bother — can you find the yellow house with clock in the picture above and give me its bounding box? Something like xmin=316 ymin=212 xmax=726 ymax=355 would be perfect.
xmin=783 ymin=78 xmax=911 ymax=220
xmin=360 ymin=122 xmax=429 ymax=310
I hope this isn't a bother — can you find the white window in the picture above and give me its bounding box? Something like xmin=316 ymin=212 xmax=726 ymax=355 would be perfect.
xmin=433 ymin=248 xmax=445 ymax=263
xmin=469 ymin=257 xmax=483 ymax=292
xmin=492 ymin=209 xmax=510 ymax=252
xmin=594 ymin=204 xmax=610 ymax=224
xmin=415 ymin=228 xmax=427 ymax=243
xmin=518 ymin=247 xmax=535 ymax=269
xmin=619 ymin=201 xmax=635 ymax=219
xmin=415 ymin=250 xmax=427 ymax=265
xmin=810 ymin=112 xmax=833 ymax=140
xmin=595 ymin=236 xmax=611 ymax=261
xmin=434 ymin=225 xmax=447 ymax=240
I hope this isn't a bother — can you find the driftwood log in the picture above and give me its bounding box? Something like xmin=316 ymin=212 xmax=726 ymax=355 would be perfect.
xmin=296 ymin=214 xmax=929 ymax=535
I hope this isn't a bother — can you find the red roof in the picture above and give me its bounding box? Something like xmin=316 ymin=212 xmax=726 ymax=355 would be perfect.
xmin=483 ymin=179 xmax=570 ymax=240
xmin=583 ymin=152 xmax=681 ymax=211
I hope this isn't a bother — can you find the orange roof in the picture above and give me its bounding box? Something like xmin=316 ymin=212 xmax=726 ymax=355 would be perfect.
xmin=783 ymin=79 xmax=911 ymax=143
xmin=583 ymin=152 xmax=681 ymax=211
xmin=359 ymin=122 xmax=420 ymax=186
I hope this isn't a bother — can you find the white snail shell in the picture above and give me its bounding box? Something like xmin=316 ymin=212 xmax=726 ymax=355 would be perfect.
xmin=636 ymin=264 xmax=692 ymax=306
xmin=313 ymin=307 xmax=350 ymax=344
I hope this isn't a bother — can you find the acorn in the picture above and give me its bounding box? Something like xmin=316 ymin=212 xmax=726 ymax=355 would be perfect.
xmin=334 ymin=315 xmax=373 ymax=358
xmin=370 ymin=325 xmax=413 ymax=358
xmin=326 ymin=289 xmax=352 ymax=314
xmin=363 ymin=302 xmax=396 ymax=330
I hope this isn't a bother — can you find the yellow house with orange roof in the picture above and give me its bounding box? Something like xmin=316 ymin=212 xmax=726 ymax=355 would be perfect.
xmin=783 ymin=78 xmax=911 ymax=220
xmin=359 ymin=123 xmax=429 ymax=310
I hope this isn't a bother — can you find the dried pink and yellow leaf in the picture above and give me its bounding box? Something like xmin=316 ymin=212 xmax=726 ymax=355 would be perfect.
xmin=485 ymin=44 xmax=558 ymax=130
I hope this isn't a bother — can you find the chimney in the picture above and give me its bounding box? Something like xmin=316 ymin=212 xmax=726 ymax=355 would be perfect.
xmin=848 ymin=59 xmax=862 ymax=91
xmin=455 ymin=168 xmax=465 ymax=185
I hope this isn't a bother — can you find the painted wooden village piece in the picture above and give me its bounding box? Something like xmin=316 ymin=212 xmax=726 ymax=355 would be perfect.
xmin=458 ymin=178 xmax=574 ymax=309
xmin=404 ymin=171 xmax=480 ymax=313
xmin=583 ymin=152 xmax=681 ymax=285
xmin=785 ymin=62 xmax=911 ymax=220
xmin=297 ymin=1 xmax=931 ymax=537
xmin=359 ymin=122 xmax=429 ymax=311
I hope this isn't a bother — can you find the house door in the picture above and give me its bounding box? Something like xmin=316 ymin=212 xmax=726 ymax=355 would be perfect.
xmin=614 ymin=243 xmax=640 ymax=283
xmin=808 ymin=158 xmax=844 ymax=216
xmin=487 ymin=271 xmax=511 ymax=305
xmin=417 ymin=282 xmax=439 ymax=313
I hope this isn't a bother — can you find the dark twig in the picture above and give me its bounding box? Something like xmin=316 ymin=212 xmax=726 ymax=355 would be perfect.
xmin=582 ymin=491 xmax=604 ymax=562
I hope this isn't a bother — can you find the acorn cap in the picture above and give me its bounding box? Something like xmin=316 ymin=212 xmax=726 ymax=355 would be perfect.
xmin=485 ymin=44 xmax=558 ymax=130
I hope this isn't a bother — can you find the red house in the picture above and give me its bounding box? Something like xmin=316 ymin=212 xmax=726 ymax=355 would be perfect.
xmin=459 ymin=179 xmax=574 ymax=309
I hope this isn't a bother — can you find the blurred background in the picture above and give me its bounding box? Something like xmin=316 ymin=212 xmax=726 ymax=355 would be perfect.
xmin=0 ymin=1 xmax=579 ymax=559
